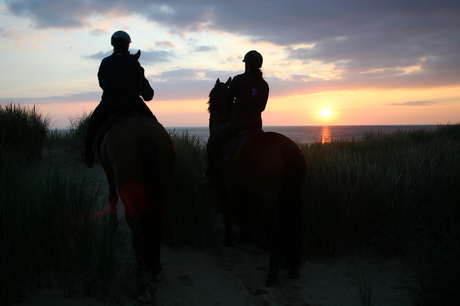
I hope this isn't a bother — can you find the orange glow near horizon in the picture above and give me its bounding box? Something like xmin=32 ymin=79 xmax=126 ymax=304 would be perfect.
xmin=17 ymin=85 xmax=460 ymax=129
xmin=265 ymin=86 xmax=460 ymax=126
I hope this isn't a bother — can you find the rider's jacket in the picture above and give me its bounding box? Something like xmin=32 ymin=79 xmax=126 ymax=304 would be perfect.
xmin=224 ymin=71 xmax=269 ymax=124
xmin=98 ymin=51 xmax=153 ymax=105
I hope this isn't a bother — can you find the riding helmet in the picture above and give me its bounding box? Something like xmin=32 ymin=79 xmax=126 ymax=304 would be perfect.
xmin=111 ymin=30 xmax=131 ymax=47
xmin=243 ymin=50 xmax=263 ymax=68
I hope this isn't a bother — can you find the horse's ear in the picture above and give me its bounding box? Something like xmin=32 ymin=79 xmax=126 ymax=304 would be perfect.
xmin=133 ymin=50 xmax=141 ymax=60
xmin=216 ymin=78 xmax=220 ymax=85
xmin=226 ymin=77 xmax=232 ymax=86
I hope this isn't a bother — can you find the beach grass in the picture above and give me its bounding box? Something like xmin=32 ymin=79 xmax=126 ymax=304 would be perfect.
xmin=0 ymin=103 xmax=49 ymax=162
xmin=0 ymin=107 xmax=134 ymax=305
xmin=355 ymin=269 xmax=376 ymax=306
xmin=1 ymin=104 xmax=459 ymax=304
xmin=0 ymin=154 xmax=135 ymax=304
xmin=165 ymin=130 xmax=220 ymax=248
xmin=300 ymin=125 xmax=460 ymax=257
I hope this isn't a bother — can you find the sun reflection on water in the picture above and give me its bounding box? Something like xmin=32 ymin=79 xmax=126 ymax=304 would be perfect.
xmin=321 ymin=126 xmax=331 ymax=143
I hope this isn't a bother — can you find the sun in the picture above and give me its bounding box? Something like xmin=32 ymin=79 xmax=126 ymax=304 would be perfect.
xmin=320 ymin=108 xmax=332 ymax=118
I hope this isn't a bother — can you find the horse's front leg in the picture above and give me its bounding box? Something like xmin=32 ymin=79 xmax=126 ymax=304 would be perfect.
xmin=220 ymin=188 xmax=234 ymax=247
xmin=265 ymin=228 xmax=281 ymax=287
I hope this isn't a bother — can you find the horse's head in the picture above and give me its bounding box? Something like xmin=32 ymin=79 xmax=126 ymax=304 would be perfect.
xmin=207 ymin=77 xmax=231 ymax=133
xmin=129 ymin=50 xmax=154 ymax=101
xmin=207 ymin=77 xmax=231 ymax=114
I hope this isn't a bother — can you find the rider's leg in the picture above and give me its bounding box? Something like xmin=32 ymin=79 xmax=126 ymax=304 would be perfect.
xmin=83 ymin=103 xmax=108 ymax=167
xmin=199 ymin=121 xmax=240 ymax=188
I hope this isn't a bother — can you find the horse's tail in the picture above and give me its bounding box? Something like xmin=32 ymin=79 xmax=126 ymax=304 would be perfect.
xmin=138 ymin=138 xmax=163 ymax=218
xmin=138 ymin=137 xmax=163 ymax=229
xmin=136 ymin=137 xmax=164 ymax=274
xmin=279 ymin=141 xmax=306 ymax=271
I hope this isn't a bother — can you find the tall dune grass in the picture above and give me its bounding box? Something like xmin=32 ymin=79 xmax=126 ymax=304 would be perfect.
xmin=0 ymin=156 xmax=136 ymax=304
xmin=165 ymin=130 xmax=220 ymax=247
xmin=300 ymin=125 xmax=460 ymax=256
xmin=46 ymin=111 xmax=90 ymax=152
xmin=1 ymin=107 xmax=134 ymax=305
xmin=0 ymin=103 xmax=49 ymax=162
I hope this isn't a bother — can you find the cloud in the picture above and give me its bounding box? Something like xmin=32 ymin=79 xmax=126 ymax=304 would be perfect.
xmin=137 ymin=50 xmax=176 ymax=64
xmin=5 ymin=0 xmax=92 ymax=28
xmin=155 ymin=41 xmax=175 ymax=48
xmin=0 ymin=27 xmax=16 ymax=39
xmin=0 ymin=91 xmax=100 ymax=104
xmin=387 ymin=101 xmax=437 ymax=106
xmin=81 ymin=49 xmax=176 ymax=64
xmin=81 ymin=51 xmax=112 ymax=61
xmin=89 ymin=28 xmax=108 ymax=36
xmin=4 ymin=0 xmax=460 ymax=90
xmin=0 ymin=26 xmax=24 ymax=47
xmin=193 ymin=45 xmax=217 ymax=52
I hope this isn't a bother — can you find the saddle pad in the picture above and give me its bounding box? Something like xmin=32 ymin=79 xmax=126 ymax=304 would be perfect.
xmin=220 ymin=131 xmax=263 ymax=164
xmin=92 ymin=112 xmax=141 ymax=153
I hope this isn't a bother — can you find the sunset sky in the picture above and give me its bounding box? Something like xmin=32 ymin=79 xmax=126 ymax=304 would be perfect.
xmin=1 ymin=0 xmax=459 ymax=129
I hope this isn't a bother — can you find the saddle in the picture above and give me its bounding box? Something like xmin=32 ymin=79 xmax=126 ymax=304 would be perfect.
xmin=92 ymin=104 xmax=141 ymax=153
xmin=220 ymin=128 xmax=263 ymax=164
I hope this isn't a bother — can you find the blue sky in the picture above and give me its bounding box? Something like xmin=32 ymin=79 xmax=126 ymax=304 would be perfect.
xmin=1 ymin=0 xmax=459 ymax=128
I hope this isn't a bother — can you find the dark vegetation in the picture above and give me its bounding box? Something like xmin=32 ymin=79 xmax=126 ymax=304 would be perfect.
xmin=1 ymin=103 xmax=459 ymax=305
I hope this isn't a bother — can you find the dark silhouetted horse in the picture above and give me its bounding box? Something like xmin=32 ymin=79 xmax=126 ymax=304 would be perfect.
xmin=97 ymin=104 xmax=175 ymax=300
xmin=206 ymin=78 xmax=307 ymax=286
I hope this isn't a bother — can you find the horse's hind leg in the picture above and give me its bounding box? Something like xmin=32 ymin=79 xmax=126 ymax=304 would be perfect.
xmin=126 ymin=212 xmax=162 ymax=280
xmin=141 ymin=210 xmax=163 ymax=280
xmin=283 ymin=187 xmax=303 ymax=280
xmin=287 ymin=211 xmax=302 ymax=280
xmin=266 ymin=227 xmax=281 ymax=287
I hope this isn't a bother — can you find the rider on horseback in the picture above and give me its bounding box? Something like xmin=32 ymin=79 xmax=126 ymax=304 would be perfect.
xmin=83 ymin=30 xmax=156 ymax=167
xmin=199 ymin=50 xmax=269 ymax=189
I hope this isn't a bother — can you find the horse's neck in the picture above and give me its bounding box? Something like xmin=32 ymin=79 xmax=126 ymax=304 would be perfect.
xmin=208 ymin=99 xmax=227 ymax=135
xmin=209 ymin=118 xmax=227 ymax=136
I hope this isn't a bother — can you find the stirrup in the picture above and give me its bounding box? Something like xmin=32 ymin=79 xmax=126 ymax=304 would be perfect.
xmin=197 ymin=174 xmax=221 ymax=190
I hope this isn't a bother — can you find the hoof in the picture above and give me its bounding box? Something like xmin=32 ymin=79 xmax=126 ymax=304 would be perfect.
xmin=266 ymin=268 xmax=279 ymax=287
xmin=135 ymin=288 xmax=152 ymax=304
xmin=135 ymin=283 xmax=152 ymax=304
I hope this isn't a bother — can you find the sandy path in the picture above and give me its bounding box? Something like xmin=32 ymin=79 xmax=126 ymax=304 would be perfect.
xmin=18 ymin=241 xmax=416 ymax=306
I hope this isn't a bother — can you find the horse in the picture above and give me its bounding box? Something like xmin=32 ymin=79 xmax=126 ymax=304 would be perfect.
xmin=96 ymin=104 xmax=175 ymax=299
xmin=206 ymin=78 xmax=307 ymax=287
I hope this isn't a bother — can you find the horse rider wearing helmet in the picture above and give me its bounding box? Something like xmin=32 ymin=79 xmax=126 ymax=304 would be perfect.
xmin=199 ymin=50 xmax=269 ymax=189
xmin=83 ymin=30 xmax=156 ymax=167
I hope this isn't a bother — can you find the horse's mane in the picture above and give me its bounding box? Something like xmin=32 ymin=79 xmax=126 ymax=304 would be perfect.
xmin=207 ymin=77 xmax=231 ymax=114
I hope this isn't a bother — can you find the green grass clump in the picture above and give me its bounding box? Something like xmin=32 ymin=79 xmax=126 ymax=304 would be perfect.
xmin=0 ymin=103 xmax=50 ymax=162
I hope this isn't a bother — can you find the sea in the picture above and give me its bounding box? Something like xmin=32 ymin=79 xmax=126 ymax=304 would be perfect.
xmin=165 ymin=125 xmax=439 ymax=144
